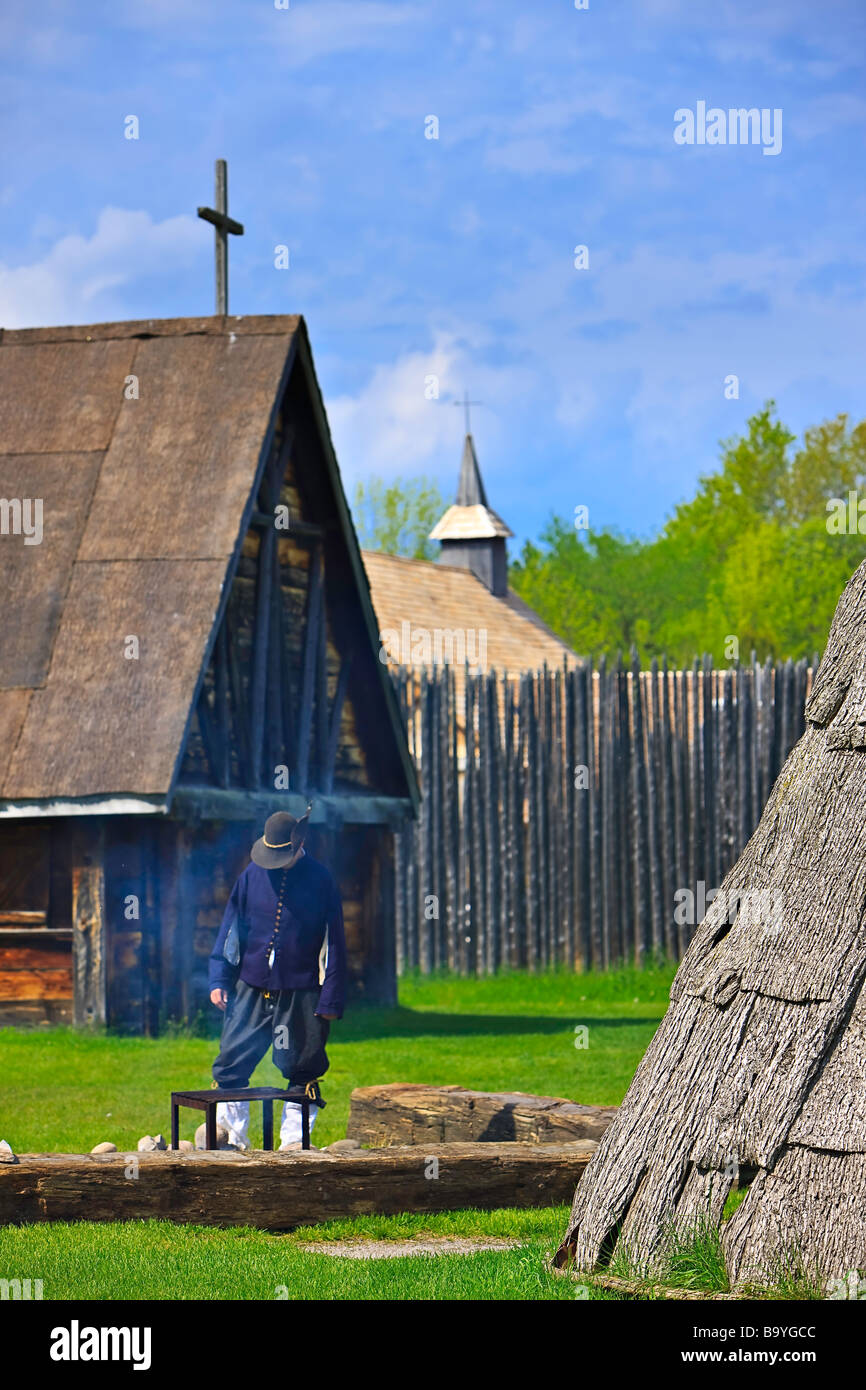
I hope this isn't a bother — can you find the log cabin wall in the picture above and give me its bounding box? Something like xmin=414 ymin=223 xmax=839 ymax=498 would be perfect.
xmin=312 ymin=824 xmax=397 ymax=1006
xmin=0 ymin=819 xmax=73 ymax=1024
xmin=93 ymin=816 xmax=252 ymax=1034
xmin=104 ymin=816 xmax=172 ymax=1036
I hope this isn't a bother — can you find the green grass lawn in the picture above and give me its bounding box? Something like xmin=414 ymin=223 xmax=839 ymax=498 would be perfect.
xmin=0 ymin=966 xmax=675 ymax=1299
xmin=0 ymin=1209 xmax=814 ymax=1302
xmin=0 ymin=1210 xmax=632 ymax=1300
xmin=0 ymin=965 xmax=675 ymax=1152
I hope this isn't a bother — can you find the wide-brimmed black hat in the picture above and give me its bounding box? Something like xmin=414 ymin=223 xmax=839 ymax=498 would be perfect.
xmin=251 ymin=808 xmax=311 ymax=869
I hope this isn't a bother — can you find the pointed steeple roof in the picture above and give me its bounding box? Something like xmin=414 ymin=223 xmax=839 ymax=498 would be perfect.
xmin=456 ymin=434 xmax=488 ymax=507
xmin=429 ymin=434 xmax=513 ymax=542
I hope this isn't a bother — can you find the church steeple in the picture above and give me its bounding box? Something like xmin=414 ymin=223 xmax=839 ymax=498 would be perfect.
xmin=456 ymin=434 xmax=489 ymax=507
xmin=429 ymin=432 xmax=513 ymax=597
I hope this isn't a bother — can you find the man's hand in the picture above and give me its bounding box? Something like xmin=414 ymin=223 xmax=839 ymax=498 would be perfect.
xmin=210 ymin=988 xmax=228 ymax=1011
xmin=316 ymin=1012 xmax=338 ymax=1020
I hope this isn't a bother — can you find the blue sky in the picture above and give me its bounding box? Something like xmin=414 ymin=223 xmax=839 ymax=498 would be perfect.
xmin=1 ymin=0 xmax=864 ymax=550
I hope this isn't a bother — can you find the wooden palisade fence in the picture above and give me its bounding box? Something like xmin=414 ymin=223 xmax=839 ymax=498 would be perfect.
xmin=393 ymin=655 xmax=817 ymax=973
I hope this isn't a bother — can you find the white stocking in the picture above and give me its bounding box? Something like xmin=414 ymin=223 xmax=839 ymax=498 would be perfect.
xmin=280 ymin=1099 xmax=318 ymax=1147
xmin=216 ymin=1099 xmax=250 ymax=1150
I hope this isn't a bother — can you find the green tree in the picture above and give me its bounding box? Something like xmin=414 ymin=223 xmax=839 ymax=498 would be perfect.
xmin=509 ymin=406 xmax=866 ymax=664
xmin=510 ymin=523 xmax=653 ymax=656
xmin=352 ymin=475 xmax=446 ymax=561
xmin=710 ymin=518 xmax=864 ymax=661
xmin=784 ymin=415 xmax=866 ymax=524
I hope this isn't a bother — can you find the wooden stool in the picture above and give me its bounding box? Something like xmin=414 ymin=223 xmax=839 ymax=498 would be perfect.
xmin=170 ymin=1083 xmax=325 ymax=1151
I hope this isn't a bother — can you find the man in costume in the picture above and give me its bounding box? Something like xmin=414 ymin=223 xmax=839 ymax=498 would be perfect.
xmin=208 ymin=808 xmax=346 ymax=1150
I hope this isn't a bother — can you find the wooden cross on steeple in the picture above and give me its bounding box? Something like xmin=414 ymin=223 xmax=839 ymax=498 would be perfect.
xmin=454 ymin=388 xmax=483 ymax=436
xmin=197 ymin=159 xmax=244 ymax=315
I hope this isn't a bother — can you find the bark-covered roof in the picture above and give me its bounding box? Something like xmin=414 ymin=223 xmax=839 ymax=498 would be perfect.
xmin=556 ymin=558 xmax=866 ymax=1286
xmin=0 ymin=316 xmax=297 ymax=802
xmin=0 ymin=315 xmax=417 ymax=813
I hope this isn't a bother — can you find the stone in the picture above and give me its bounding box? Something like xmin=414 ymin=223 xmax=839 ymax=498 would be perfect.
xmin=137 ymin=1134 xmax=168 ymax=1152
xmin=90 ymin=1142 xmax=117 ymax=1154
xmin=0 ymin=1140 xmax=17 ymax=1165
xmin=177 ymin=1139 xmax=195 ymax=1153
xmin=325 ymin=1139 xmax=363 ymax=1153
xmin=194 ymin=1122 xmax=232 ymax=1150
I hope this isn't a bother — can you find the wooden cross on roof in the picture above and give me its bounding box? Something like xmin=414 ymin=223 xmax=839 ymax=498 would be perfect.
xmin=197 ymin=159 xmax=244 ymax=315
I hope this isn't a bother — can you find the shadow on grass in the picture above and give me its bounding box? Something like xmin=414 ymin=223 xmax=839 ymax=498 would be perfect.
xmin=334 ymin=1006 xmax=663 ymax=1043
xmin=0 ymin=1007 xmax=664 ymax=1046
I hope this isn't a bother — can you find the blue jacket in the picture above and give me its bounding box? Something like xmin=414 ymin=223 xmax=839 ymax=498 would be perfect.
xmin=208 ymin=854 xmax=347 ymax=1019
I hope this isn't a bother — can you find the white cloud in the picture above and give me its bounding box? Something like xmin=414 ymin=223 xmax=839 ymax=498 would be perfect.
xmin=270 ymin=1 xmax=416 ymax=68
xmin=328 ymin=334 xmax=464 ymax=482
xmin=0 ymin=209 xmax=202 ymax=328
xmin=324 ymin=233 xmax=866 ymax=514
xmin=326 ymin=332 xmax=527 ymax=489
xmin=475 ymin=237 xmax=866 ymax=499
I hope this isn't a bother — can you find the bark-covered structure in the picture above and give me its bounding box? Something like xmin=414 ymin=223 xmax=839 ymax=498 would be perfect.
xmin=556 ymin=559 xmax=866 ymax=1285
xmin=0 ymin=314 xmax=417 ymax=1030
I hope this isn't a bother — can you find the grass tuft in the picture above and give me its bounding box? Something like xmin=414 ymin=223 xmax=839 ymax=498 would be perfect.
xmin=759 ymin=1247 xmax=824 ymax=1301
xmin=658 ymin=1217 xmax=730 ymax=1292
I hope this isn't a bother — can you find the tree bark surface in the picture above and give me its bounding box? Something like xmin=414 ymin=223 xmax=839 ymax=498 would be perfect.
xmin=555 ymin=561 xmax=866 ymax=1285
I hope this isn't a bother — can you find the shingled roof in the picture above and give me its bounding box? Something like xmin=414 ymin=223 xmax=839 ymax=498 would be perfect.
xmin=362 ymin=549 xmax=577 ymax=680
xmin=0 ymin=314 xmax=415 ymax=813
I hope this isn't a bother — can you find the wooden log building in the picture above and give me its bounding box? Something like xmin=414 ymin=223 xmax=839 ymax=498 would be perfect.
xmin=0 ymin=314 xmax=418 ymax=1029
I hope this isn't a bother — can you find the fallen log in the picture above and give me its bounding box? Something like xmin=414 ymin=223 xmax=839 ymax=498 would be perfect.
xmin=346 ymin=1083 xmax=617 ymax=1147
xmin=0 ymin=1142 xmax=596 ymax=1231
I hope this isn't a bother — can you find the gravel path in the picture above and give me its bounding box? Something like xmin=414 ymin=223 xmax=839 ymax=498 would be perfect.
xmin=299 ymin=1237 xmax=524 ymax=1260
